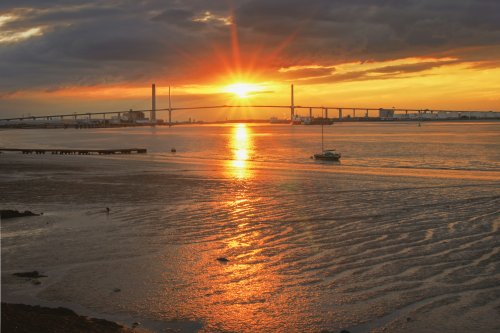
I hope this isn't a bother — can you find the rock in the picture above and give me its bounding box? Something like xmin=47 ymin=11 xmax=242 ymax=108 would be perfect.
xmin=1 ymin=210 xmax=39 ymax=219
xmin=132 ymin=322 xmax=140 ymax=328
xmin=13 ymin=271 xmax=47 ymax=278
xmin=171 ymin=148 xmax=176 ymax=153
xmin=31 ymin=280 xmax=42 ymax=285
xmin=113 ymin=288 xmax=121 ymax=292
xmin=216 ymin=257 xmax=229 ymax=262
xmin=340 ymin=330 xmax=351 ymax=333
xmin=406 ymin=317 xmax=412 ymax=322
xmin=1 ymin=303 xmax=128 ymax=333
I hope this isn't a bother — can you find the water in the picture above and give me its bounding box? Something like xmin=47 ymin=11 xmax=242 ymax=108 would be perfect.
xmin=1 ymin=121 xmax=499 ymax=332
xmin=2 ymin=122 xmax=499 ymax=171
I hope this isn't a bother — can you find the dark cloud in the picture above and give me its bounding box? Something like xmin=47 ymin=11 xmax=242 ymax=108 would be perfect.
xmin=152 ymin=8 xmax=202 ymax=29
xmin=466 ymin=60 xmax=500 ymax=70
xmin=371 ymin=60 xmax=458 ymax=74
xmin=277 ymin=67 xmax=334 ymax=80
xmin=235 ymin=0 xmax=500 ymax=63
xmin=0 ymin=0 xmax=499 ymax=94
xmin=300 ymin=60 xmax=458 ymax=84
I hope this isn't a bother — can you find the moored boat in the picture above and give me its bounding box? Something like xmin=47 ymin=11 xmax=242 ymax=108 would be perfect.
xmin=314 ymin=149 xmax=341 ymax=161
xmin=313 ymin=120 xmax=341 ymax=161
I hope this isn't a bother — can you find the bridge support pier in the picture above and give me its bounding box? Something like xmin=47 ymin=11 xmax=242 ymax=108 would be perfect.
xmin=168 ymin=85 xmax=172 ymax=127
xmin=151 ymin=83 xmax=156 ymax=123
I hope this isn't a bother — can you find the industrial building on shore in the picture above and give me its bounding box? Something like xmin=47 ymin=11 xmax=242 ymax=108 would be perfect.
xmin=379 ymin=109 xmax=500 ymax=121
xmin=0 ymin=110 xmax=162 ymax=129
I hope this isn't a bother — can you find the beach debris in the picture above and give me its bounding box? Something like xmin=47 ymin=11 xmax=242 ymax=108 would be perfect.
xmin=1 ymin=210 xmax=39 ymax=219
xmin=216 ymin=257 xmax=229 ymax=263
xmin=31 ymin=280 xmax=42 ymax=286
xmin=340 ymin=330 xmax=350 ymax=333
xmin=132 ymin=322 xmax=141 ymax=328
xmin=113 ymin=288 xmax=121 ymax=292
xmin=171 ymin=148 xmax=177 ymax=153
xmin=106 ymin=207 xmax=110 ymax=214
xmin=13 ymin=271 xmax=47 ymax=278
xmin=406 ymin=317 xmax=412 ymax=322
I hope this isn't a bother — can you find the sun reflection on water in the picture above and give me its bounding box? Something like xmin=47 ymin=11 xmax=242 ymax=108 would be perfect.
xmin=227 ymin=124 xmax=254 ymax=179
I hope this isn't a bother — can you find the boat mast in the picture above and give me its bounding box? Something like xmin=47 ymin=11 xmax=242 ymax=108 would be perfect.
xmin=321 ymin=124 xmax=324 ymax=151
xmin=321 ymin=108 xmax=325 ymax=151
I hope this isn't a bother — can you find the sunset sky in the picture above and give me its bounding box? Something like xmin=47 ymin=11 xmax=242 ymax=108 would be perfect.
xmin=1 ymin=0 xmax=499 ymax=120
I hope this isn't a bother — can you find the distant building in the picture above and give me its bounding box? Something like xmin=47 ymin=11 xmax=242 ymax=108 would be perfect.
xmin=437 ymin=111 xmax=460 ymax=119
xmin=109 ymin=110 xmax=151 ymax=124
xmin=124 ymin=110 xmax=146 ymax=122
xmin=379 ymin=108 xmax=395 ymax=120
xmin=379 ymin=109 xmax=500 ymax=120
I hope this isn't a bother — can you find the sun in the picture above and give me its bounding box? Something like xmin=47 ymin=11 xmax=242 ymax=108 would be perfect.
xmin=223 ymin=82 xmax=262 ymax=98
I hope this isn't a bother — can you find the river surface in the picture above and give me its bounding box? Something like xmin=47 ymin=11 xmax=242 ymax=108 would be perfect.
xmin=1 ymin=121 xmax=499 ymax=332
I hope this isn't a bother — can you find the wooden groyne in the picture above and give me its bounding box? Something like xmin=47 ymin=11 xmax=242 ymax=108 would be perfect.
xmin=0 ymin=148 xmax=147 ymax=155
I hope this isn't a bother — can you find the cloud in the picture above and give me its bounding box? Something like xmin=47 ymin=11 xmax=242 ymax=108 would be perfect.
xmin=277 ymin=66 xmax=335 ymax=80
xmin=0 ymin=0 xmax=499 ymax=95
xmin=288 ymin=58 xmax=459 ymax=84
xmin=234 ymin=0 xmax=500 ymax=64
xmin=370 ymin=60 xmax=458 ymax=74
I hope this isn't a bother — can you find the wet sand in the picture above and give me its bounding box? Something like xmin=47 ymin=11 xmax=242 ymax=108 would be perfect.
xmin=1 ymin=130 xmax=499 ymax=333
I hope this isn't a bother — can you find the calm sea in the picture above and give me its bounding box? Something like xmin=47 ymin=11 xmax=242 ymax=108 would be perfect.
xmin=1 ymin=121 xmax=499 ymax=172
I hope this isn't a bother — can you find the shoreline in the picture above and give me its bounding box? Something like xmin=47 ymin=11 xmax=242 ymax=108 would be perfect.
xmin=0 ymin=118 xmax=499 ymax=130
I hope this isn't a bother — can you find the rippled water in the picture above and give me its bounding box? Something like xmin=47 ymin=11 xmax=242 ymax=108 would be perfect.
xmin=1 ymin=122 xmax=499 ymax=332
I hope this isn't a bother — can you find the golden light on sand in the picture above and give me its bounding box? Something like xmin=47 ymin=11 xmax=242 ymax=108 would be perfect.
xmin=223 ymin=82 xmax=263 ymax=98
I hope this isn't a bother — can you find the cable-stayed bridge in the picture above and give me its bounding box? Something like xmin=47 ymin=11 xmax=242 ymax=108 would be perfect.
xmin=1 ymin=84 xmax=498 ymax=124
